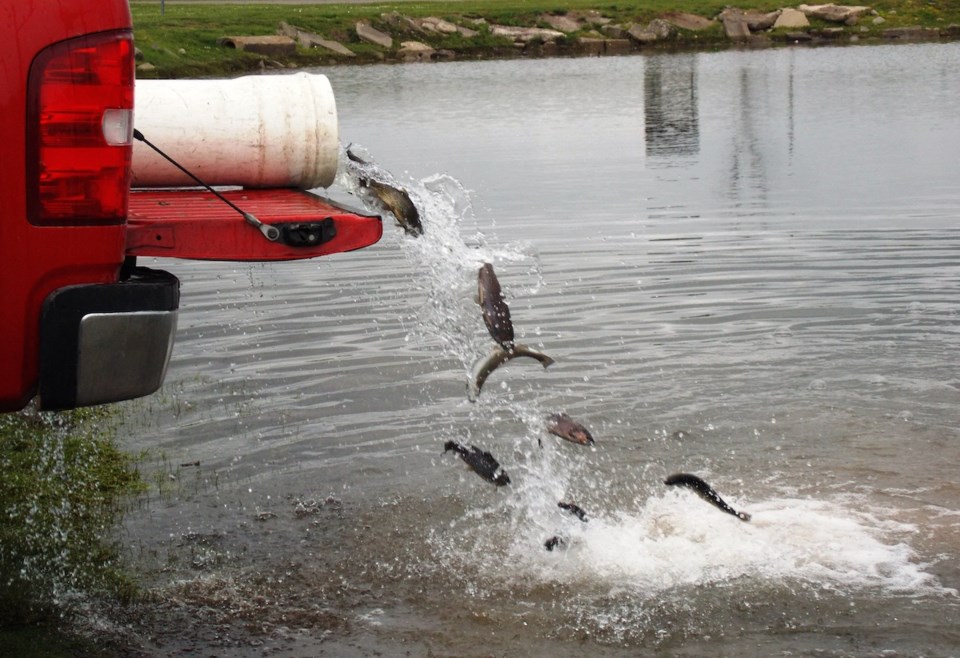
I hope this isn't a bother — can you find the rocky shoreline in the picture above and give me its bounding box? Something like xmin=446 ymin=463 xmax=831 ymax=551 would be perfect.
xmin=182 ymin=2 xmax=960 ymax=72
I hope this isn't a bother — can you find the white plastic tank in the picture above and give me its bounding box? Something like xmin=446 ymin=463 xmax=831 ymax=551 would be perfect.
xmin=132 ymin=72 xmax=339 ymax=189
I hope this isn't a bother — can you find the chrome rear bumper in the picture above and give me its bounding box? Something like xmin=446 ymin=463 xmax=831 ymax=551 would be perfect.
xmin=39 ymin=266 xmax=180 ymax=410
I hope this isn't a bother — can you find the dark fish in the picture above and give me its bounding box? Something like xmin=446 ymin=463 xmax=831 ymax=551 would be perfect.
xmin=558 ymin=501 xmax=588 ymax=522
xmin=345 ymin=143 xmax=369 ymax=165
xmin=443 ymin=440 xmax=510 ymax=486
xmin=468 ymin=344 xmax=554 ymax=401
xmin=663 ymin=473 xmax=751 ymax=522
xmin=477 ymin=263 xmax=514 ymax=349
xmin=547 ymin=413 xmax=595 ymax=446
xmin=544 ymin=535 xmax=565 ymax=551
xmin=360 ymin=177 xmax=423 ymax=237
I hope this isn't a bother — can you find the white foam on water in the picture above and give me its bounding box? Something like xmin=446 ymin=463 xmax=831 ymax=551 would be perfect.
xmin=497 ymin=489 xmax=955 ymax=599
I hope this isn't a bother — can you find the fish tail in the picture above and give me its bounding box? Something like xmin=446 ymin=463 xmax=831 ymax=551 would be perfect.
xmin=467 ymin=346 xmax=512 ymax=401
xmin=467 ymin=344 xmax=555 ymax=401
xmin=511 ymin=344 xmax=555 ymax=368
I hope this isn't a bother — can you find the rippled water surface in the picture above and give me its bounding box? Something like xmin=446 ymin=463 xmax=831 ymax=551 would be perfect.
xmin=116 ymin=43 xmax=960 ymax=655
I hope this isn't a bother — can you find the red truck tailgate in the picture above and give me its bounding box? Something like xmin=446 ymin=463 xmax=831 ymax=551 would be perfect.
xmin=127 ymin=188 xmax=382 ymax=261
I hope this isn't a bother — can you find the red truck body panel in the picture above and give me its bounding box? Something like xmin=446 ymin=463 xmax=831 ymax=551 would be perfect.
xmin=0 ymin=1 xmax=133 ymax=410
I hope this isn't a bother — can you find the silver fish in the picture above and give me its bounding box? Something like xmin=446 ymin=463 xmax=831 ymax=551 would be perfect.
xmin=663 ymin=473 xmax=751 ymax=522
xmin=468 ymin=344 xmax=555 ymax=401
xmin=547 ymin=413 xmax=595 ymax=446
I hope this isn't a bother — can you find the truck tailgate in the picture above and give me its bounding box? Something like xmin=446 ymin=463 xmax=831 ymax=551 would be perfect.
xmin=127 ymin=188 xmax=382 ymax=261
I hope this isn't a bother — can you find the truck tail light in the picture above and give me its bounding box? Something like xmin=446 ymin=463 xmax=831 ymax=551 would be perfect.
xmin=26 ymin=31 xmax=134 ymax=226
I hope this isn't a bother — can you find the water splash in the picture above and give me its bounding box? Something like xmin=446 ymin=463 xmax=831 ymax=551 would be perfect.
xmin=337 ymin=142 xmax=544 ymax=375
xmin=335 ymin=143 xmax=953 ymax=630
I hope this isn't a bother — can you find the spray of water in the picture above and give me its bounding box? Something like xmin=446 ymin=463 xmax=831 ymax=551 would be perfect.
xmin=335 ymin=144 xmax=955 ymax=635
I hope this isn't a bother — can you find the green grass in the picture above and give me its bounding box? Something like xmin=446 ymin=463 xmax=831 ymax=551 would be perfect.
xmin=130 ymin=0 xmax=960 ymax=77
xmin=0 ymin=407 xmax=145 ymax=626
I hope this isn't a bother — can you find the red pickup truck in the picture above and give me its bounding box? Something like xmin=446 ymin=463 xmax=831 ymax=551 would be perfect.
xmin=0 ymin=1 xmax=381 ymax=412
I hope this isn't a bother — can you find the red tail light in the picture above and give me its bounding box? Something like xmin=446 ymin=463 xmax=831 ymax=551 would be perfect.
xmin=26 ymin=30 xmax=134 ymax=226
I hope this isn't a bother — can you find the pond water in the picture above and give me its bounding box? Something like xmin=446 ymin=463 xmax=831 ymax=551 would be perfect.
xmin=114 ymin=42 xmax=960 ymax=655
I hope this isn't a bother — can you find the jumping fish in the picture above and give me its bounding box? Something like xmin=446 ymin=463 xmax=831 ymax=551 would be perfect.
xmin=345 ymin=145 xmax=369 ymax=165
xmin=469 ymin=262 xmax=555 ymax=400
xmin=359 ymin=177 xmax=423 ymax=237
xmin=443 ymin=440 xmax=510 ymax=487
xmin=477 ymin=262 xmax=514 ymax=348
xmin=547 ymin=413 xmax=595 ymax=446
xmin=663 ymin=473 xmax=751 ymax=522
xmin=345 ymin=144 xmax=423 ymax=237
xmin=558 ymin=501 xmax=588 ymax=522
xmin=544 ymin=535 xmax=566 ymax=551
xmin=468 ymin=344 xmax=554 ymax=401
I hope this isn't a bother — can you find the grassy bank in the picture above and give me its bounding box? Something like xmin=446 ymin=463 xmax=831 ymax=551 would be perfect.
xmin=130 ymin=0 xmax=960 ymax=77
xmin=0 ymin=407 xmax=145 ymax=654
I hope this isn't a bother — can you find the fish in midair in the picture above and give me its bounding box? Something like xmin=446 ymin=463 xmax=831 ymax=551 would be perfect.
xmin=477 ymin=262 xmax=514 ymax=348
xmin=547 ymin=413 xmax=595 ymax=446
xmin=468 ymin=344 xmax=554 ymax=401
xmin=558 ymin=501 xmax=588 ymax=522
xmin=443 ymin=440 xmax=510 ymax=487
xmin=544 ymin=535 xmax=565 ymax=551
xmin=663 ymin=473 xmax=751 ymax=522
xmin=345 ymin=144 xmax=423 ymax=237
xmin=468 ymin=262 xmax=554 ymax=400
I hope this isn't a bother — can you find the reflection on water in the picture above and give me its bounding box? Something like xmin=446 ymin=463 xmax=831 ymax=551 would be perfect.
xmin=111 ymin=42 xmax=960 ymax=655
xmin=644 ymin=54 xmax=698 ymax=160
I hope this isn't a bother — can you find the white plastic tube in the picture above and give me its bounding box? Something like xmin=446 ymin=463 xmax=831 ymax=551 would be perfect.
xmin=132 ymin=72 xmax=339 ymax=189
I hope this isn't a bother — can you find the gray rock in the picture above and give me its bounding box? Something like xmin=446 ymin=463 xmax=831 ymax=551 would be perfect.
xmin=718 ymin=9 xmax=752 ymax=40
xmin=278 ymin=21 xmax=355 ymax=56
xmin=798 ymin=4 xmax=873 ymax=24
xmin=356 ymin=21 xmax=393 ymax=48
xmin=380 ymin=12 xmax=428 ymax=35
xmin=420 ymin=16 xmax=459 ymax=34
xmin=315 ymin=38 xmax=355 ymax=57
xmin=774 ymin=8 xmax=810 ymax=29
xmin=662 ymin=12 xmax=716 ymax=31
xmin=398 ymin=40 xmax=434 ymax=62
xmin=627 ymin=24 xmax=659 ymax=44
xmin=601 ymin=24 xmax=631 ymax=39
xmin=818 ymin=27 xmax=846 ymax=38
xmin=540 ymin=14 xmax=582 ymax=33
xmin=456 ymin=24 xmax=480 ymax=38
xmin=490 ymin=25 xmax=565 ymax=42
xmin=745 ymin=10 xmax=781 ymax=31
xmin=647 ymin=18 xmax=675 ymax=38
